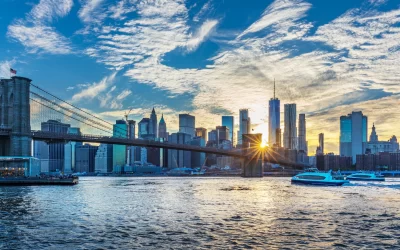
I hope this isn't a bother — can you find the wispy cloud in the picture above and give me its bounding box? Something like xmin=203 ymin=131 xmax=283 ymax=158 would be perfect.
xmin=7 ymin=0 xmax=73 ymax=54
xmin=78 ymin=0 xmax=106 ymax=24
xmin=186 ymin=19 xmax=218 ymax=52
xmin=71 ymin=72 xmax=117 ymax=102
xmin=0 ymin=60 xmax=16 ymax=79
xmin=8 ymin=23 xmax=72 ymax=54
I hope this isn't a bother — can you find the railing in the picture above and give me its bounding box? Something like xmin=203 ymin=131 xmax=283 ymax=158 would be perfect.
xmin=0 ymin=128 xmax=12 ymax=136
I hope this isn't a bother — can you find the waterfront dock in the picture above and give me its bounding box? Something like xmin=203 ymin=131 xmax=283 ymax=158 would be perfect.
xmin=0 ymin=177 xmax=78 ymax=186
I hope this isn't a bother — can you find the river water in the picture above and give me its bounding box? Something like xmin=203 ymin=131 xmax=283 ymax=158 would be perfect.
xmin=1 ymin=177 xmax=399 ymax=249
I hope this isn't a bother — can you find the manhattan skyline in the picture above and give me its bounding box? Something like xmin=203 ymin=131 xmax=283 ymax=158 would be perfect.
xmin=1 ymin=0 xmax=400 ymax=154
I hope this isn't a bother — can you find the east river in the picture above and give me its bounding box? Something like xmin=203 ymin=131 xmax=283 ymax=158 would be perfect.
xmin=1 ymin=177 xmax=399 ymax=249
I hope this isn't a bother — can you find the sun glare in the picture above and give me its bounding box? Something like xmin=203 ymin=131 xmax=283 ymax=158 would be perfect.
xmin=260 ymin=142 xmax=267 ymax=148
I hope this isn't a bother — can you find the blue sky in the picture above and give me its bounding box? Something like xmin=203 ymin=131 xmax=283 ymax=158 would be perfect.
xmin=1 ymin=0 xmax=400 ymax=153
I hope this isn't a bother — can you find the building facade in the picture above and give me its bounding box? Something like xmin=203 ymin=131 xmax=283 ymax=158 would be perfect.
xmin=340 ymin=111 xmax=368 ymax=163
xmin=95 ymin=144 xmax=113 ymax=173
xmin=238 ymin=109 xmax=251 ymax=146
xmin=268 ymin=83 xmax=280 ymax=147
xmin=366 ymin=124 xmax=399 ymax=154
xmin=64 ymin=127 xmax=82 ymax=174
xmin=222 ymin=116 xmax=234 ymax=145
xmin=168 ymin=132 xmax=191 ymax=168
xmin=113 ymin=120 xmax=127 ymax=169
xmin=149 ymin=107 xmax=158 ymax=137
xmin=179 ymin=114 xmax=195 ymax=138
xmin=158 ymin=114 xmax=168 ymax=141
xmin=75 ymin=144 xmax=98 ymax=173
xmin=283 ymin=104 xmax=297 ymax=150
xmin=298 ymin=114 xmax=307 ymax=154
xmin=35 ymin=119 xmax=71 ymax=172
xmin=195 ymin=127 xmax=207 ymax=141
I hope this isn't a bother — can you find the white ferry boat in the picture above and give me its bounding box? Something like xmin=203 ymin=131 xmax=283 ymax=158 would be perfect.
xmin=291 ymin=169 xmax=349 ymax=186
xmin=346 ymin=172 xmax=385 ymax=181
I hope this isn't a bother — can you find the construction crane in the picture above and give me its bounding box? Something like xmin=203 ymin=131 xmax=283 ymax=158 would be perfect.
xmin=124 ymin=107 xmax=133 ymax=121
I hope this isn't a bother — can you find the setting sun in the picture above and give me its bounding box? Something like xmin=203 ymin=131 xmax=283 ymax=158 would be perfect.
xmin=260 ymin=142 xmax=267 ymax=148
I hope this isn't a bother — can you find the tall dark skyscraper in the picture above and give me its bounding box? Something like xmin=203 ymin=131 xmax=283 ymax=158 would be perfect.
xmin=149 ymin=107 xmax=158 ymax=137
xmin=298 ymin=114 xmax=307 ymax=154
xmin=319 ymin=133 xmax=324 ymax=155
xmin=268 ymin=79 xmax=280 ymax=147
xmin=283 ymin=104 xmax=297 ymax=149
xmin=238 ymin=109 xmax=250 ymax=145
xmin=222 ymin=116 xmax=234 ymax=144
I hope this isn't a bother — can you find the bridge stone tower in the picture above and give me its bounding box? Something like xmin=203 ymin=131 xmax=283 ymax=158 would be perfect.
xmin=0 ymin=76 xmax=32 ymax=156
xmin=242 ymin=133 xmax=263 ymax=177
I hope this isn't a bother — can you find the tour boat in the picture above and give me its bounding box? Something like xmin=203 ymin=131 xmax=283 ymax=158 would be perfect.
xmin=346 ymin=172 xmax=385 ymax=181
xmin=291 ymin=170 xmax=349 ymax=186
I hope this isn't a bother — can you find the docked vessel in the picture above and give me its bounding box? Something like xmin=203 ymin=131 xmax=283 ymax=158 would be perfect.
xmin=291 ymin=170 xmax=349 ymax=186
xmin=346 ymin=172 xmax=385 ymax=181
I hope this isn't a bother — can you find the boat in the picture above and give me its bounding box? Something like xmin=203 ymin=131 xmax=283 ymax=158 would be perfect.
xmin=291 ymin=169 xmax=349 ymax=186
xmin=346 ymin=172 xmax=385 ymax=181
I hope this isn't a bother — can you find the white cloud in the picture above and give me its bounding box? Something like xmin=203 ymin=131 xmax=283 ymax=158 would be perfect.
xmin=68 ymin=0 xmax=400 ymax=152
xmin=116 ymin=89 xmax=132 ymax=100
xmin=238 ymin=0 xmax=311 ymax=39
xmin=186 ymin=20 xmax=218 ymax=52
xmin=0 ymin=60 xmax=16 ymax=79
xmin=8 ymin=23 xmax=72 ymax=54
xmin=30 ymin=0 xmax=74 ymax=23
xmin=79 ymin=0 xmax=106 ymax=23
xmin=7 ymin=0 xmax=73 ymax=54
xmin=71 ymin=72 xmax=117 ymax=102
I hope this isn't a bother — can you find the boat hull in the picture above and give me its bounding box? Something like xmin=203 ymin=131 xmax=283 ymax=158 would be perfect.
xmin=291 ymin=179 xmax=348 ymax=186
xmin=346 ymin=177 xmax=385 ymax=181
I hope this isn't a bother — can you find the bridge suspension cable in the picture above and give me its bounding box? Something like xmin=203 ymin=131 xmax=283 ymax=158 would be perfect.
xmin=29 ymin=83 xmax=129 ymax=136
xmin=30 ymin=98 xmax=113 ymax=135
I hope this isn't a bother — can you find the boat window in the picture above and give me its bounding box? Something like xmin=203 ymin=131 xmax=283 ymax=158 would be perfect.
xmin=297 ymin=175 xmax=326 ymax=180
xmin=351 ymin=175 xmax=371 ymax=178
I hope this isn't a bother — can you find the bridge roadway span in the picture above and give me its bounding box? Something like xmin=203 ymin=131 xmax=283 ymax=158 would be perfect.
xmin=31 ymin=131 xmax=244 ymax=158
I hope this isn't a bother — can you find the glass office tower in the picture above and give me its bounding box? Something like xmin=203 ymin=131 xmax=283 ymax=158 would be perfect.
xmin=222 ymin=116 xmax=234 ymax=145
xmin=340 ymin=111 xmax=368 ymax=164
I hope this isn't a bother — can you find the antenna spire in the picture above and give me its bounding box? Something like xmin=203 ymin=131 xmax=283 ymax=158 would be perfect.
xmin=273 ymin=78 xmax=276 ymax=99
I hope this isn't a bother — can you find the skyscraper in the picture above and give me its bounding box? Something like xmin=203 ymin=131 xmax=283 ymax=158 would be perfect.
xmin=138 ymin=118 xmax=150 ymax=138
xmin=95 ymin=144 xmax=113 ymax=173
xmin=75 ymin=144 xmax=98 ymax=173
xmin=298 ymin=114 xmax=307 ymax=153
xmin=158 ymin=114 xmax=168 ymax=141
xmin=283 ymin=104 xmax=297 ymax=149
xmin=64 ymin=127 xmax=81 ymax=174
xmin=319 ymin=133 xmax=324 ymax=155
xmin=238 ymin=109 xmax=251 ymax=145
xmin=149 ymin=107 xmax=158 ymax=137
xmin=222 ymin=116 xmax=234 ymax=144
xmin=179 ymin=114 xmax=195 ymax=138
xmin=35 ymin=119 xmax=71 ymax=172
xmin=268 ymin=80 xmax=280 ymax=147
xmin=127 ymin=120 xmax=136 ymax=165
xmin=340 ymin=111 xmax=368 ymax=163
xmin=113 ymin=120 xmax=127 ymax=169
xmin=168 ymin=132 xmax=192 ymax=168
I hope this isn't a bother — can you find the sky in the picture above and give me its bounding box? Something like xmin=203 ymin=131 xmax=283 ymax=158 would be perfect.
xmin=0 ymin=0 xmax=400 ymax=154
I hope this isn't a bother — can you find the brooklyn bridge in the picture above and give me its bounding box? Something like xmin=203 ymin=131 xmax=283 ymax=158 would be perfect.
xmin=0 ymin=76 xmax=308 ymax=177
